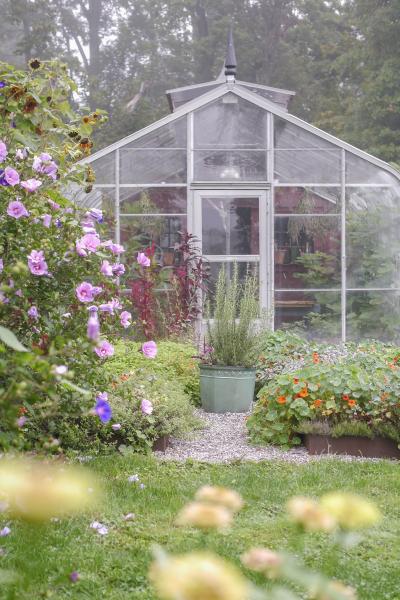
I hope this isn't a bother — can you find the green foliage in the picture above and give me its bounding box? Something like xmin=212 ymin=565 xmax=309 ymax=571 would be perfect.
xmin=0 ymin=60 xmax=129 ymax=451
xmin=205 ymin=264 xmax=260 ymax=368
xmin=26 ymin=365 xmax=200 ymax=455
xmin=248 ymin=343 xmax=400 ymax=447
xmin=105 ymin=340 xmax=200 ymax=404
xmin=256 ymin=329 xmax=310 ymax=384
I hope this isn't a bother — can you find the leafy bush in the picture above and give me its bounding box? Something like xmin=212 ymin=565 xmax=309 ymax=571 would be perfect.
xmin=105 ymin=339 xmax=200 ymax=404
xmin=26 ymin=367 xmax=200 ymax=455
xmin=248 ymin=344 xmax=400 ymax=447
xmin=204 ymin=264 xmax=260 ymax=368
xmin=256 ymin=329 xmax=311 ymax=384
xmin=0 ymin=61 xmax=133 ymax=449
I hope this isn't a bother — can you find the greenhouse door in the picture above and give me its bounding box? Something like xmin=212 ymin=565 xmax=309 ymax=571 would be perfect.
xmin=192 ymin=189 xmax=269 ymax=313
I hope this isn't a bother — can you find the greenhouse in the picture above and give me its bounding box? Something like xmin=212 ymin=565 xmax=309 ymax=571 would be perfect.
xmin=76 ymin=34 xmax=400 ymax=343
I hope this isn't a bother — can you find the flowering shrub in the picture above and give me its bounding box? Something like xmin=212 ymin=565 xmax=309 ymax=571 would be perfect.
xmin=248 ymin=344 xmax=400 ymax=447
xmin=0 ymin=61 xmax=137 ymax=449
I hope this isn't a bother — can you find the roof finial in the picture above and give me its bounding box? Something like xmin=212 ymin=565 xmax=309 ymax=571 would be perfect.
xmin=224 ymin=26 xmax=237 ymax=83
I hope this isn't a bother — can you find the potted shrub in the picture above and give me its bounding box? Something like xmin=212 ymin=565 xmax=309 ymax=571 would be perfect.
xmin=199 ymin=264 xmax=260 ymax=413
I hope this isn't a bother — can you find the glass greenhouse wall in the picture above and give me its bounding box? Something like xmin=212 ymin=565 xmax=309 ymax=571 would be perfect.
xmin=75 ymin=86 xmax=400 ymax=342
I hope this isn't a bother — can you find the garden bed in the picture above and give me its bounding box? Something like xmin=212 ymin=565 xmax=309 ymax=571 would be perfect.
xmin=303 ymin=433 xmax=400 ymax=459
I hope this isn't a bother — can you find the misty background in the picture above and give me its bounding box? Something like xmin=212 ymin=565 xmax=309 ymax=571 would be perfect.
xmin=1 ymin=0 xmax=399 ymax=164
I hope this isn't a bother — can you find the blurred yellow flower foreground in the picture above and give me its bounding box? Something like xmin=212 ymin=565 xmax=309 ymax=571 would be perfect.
xmin=0 ymin=458 xmax=99 ymax=521
xmin=150 ymin=552 xmax=249 ymax=600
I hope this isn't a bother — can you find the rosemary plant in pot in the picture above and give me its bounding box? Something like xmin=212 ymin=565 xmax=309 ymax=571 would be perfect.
xmin=200 ymin=264 xmax=260 ymax=413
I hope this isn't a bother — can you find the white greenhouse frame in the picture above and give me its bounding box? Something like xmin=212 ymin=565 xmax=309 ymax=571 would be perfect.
xmin=77 ymin=80 xmax=400 ymax=342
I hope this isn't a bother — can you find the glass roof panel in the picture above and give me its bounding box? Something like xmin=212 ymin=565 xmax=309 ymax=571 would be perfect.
xmin=90 ymin=152 xmax=115 ymax=184
xmin=345 ymin=152 xmax=400 ymax=185
xmin=194 ymin=94 xmax=267 ymax=150
xmin=120 ymin=149 xmax=186 ymax=184
xmin=122 ymin=116 xmax=186 ymax=149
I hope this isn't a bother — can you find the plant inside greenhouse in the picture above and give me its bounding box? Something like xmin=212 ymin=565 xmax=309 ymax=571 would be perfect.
xmin=0 ymin=2 xmax=400 ymax=599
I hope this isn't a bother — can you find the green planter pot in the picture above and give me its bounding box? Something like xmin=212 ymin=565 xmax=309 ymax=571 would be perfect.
xmin=199 ymin=365 xmax=256 ymax=413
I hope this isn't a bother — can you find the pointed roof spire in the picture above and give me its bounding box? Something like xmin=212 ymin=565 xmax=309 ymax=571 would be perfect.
xmin=224 ymin=27 xmax=237 ymax=82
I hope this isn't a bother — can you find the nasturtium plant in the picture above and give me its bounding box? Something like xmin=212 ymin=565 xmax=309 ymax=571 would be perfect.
xmin=248 ymin=344 xmax=400 ymax=447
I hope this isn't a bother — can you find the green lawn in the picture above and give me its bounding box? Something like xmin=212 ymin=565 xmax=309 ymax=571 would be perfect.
xmin=1 ymin=456 xmax=400 ymax=599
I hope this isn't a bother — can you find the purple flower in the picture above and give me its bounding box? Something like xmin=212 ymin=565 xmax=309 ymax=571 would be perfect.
xmin=76 ymin=282 xmax=101 ymax=303
xmin=0 ymin=527 xmax=11 ymax=537
xmin=90 ymin=521 xmax=108 ymax=535
xmin=141 ymin=399 xmax=153 ymax=415
xmin=94 ymin=398 xmax=112 ymax=423
xmin=21 ymin=178 xmax=42 ymax=192
xmin=0 ymin=82 xmax=6 ymax=89
xmin=15 ymin=289 xmax=23 ymax=297
xmin=88 ymin=208 xmax=103 ymax=223
xmin=94 ymin=340 xmax=114 ymax=359
xmin=141 ymin=340 xmax=157 ymax=359
xmin=87 ymin=312 xmax=100 ymax=341
xmin=112 ymin=423 xmax=121 ymax=431
xmin=128 ymin=474 xmax=139 ymax=483
xmin=15 ymin=148 xmax=28 ymax=160
xmin=69 ymin=571 xmax=80 ymax=583
xmin=0 ymin=291 xmax=9 ymax=304
xmin=76 ymin=233 xmax=101 ymax=255
xmin=28 ymin=306 xmax=39 ymax=320
xmin=120 ymin=310 xmax=132 ymax=329
xmin=7 ymin=200 xmax=29 ymax=219
xmin=102 ymin=240 xmax=125 ymax=254
xmin=48 ymin=200 xmax=60 ymax=211
xmin=96 ymin=391 xmax=108 ymax=402
xmin=0 ymin=258 xmax=3 ymax=273
xmin=137 ymin=252 xmax=150 ymax=267
xmin=99 ymin=298 xmax=121 ymax=315
xmin=17 ymin=416 xmax=27 ymax=428
xmin=32 ymin=153 xmax=58 ymax=180
xmin=112 ymin=263 xmax=125 ymax=276
xmin=0 ymin=141 xmax=7 ymax=162
xmin=28 ymin=250 xmax=48 ymax=276
xmin=42 ymin=214 xmax=52 ymax=227
xmin=3 ymin=167 xmax=20 ymax=186
xmin=100 ymin=260 xmax=113 ymax=277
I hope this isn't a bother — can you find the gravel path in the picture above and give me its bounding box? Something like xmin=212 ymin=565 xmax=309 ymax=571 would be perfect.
xmin=154 ymin=408 xmax=385 ymax=464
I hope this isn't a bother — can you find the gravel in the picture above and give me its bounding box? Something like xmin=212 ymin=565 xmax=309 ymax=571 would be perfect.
xmin=154 ymin=408 xmax=385 ymax=464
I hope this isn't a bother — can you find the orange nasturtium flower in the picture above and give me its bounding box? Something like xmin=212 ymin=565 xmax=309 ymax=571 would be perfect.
xmin=348 ymin=399 xmax=356 ymax=408
xmin=277 ymin=396 xmax=287 ymax=405
xmin=293 ymin=378 xmax=299 ymax=385
xmin=299 ymin=388 xmax=308 ymax=398
xmin=312 ymin=352 xmax=320 ymax=364
xmin=342 ymin=394 xmax=350 ymax=401
xmin=313 ymin=399 xmax=322 ymax=408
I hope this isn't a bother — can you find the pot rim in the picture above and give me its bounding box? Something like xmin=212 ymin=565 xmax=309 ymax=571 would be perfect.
xmin=199 ymin=364 xmax=256 ymax=372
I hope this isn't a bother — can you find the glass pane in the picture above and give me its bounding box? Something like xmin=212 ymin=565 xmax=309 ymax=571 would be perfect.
xmin=275 ymin=290 xmax=341 ymax=342
xmin=274 ymin=216 xmax=341 ymax=289
xmin=120 ymin=187 xmax=187 ymax=214
xmin=194 ymin=95 xmax=267 ymax=149
xmin=91 ymin=152 xmax=115 ymax=184
xmin=274 ymin=149 xmax=341 ymax=184
xmin=123 ymin=117 xmax=186 ymax=149
xmin=346 ymin=187 xmax=400 ymax=288
xmin=120 ymin=149 xmax=186 ymax=184
xmin=274 ymin=118 xmax=341 ymax=184
xmin=120 ymin=215 xmax=186 ymax=265
xmin=275 ymin=118 xmax=337 ymax=150
xmin=202 ymin=197 xmax=259 ymax=255
xmin=205 ymin=261 xmax=259 ymax=311
xmin=194 ymin=150 xmax=267 ymax=181
xmin=274 ymin=186 xmax=340 ymax=214
xmin=346 ymin=152 xmax=400 ymax=185
xmin=347 ymin=291 xmax=400 ymax=342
